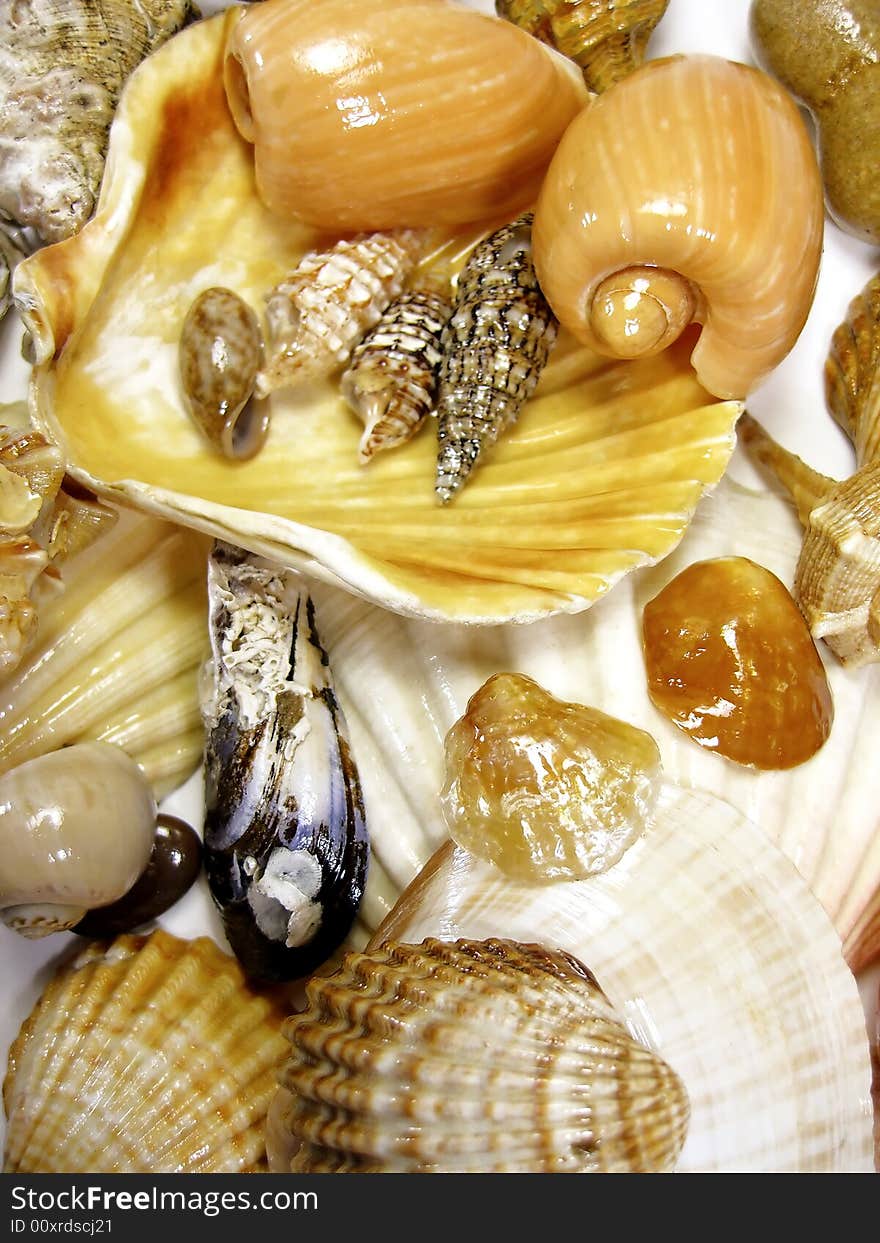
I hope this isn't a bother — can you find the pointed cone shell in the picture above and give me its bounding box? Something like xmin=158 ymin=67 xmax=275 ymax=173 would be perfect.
xmin=3 ymin=930 xmax=288 ymax=1173
xmin=17 ymin=13 xmax=741 ymax=623
xmin=276 ymin=937 xmax=689 ymax=1173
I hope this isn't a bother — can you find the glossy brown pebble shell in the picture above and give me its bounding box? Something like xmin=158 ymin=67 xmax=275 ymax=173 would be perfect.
xmin=73 ymin=814 xmax=202 ymax=938
xmin=642 ymin=556 xmax=833 ymax=769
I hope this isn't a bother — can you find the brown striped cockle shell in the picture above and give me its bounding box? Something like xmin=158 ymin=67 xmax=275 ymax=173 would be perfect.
xmin=3 ymin=930 xmax=288 ymax=1172
xmin=273 ymin=937 xmax=690 ymax=1173
xmin=532 ymin=54 xmax=824 ymax=399
xmin=223 ymin=0 xmax=588 ymax=231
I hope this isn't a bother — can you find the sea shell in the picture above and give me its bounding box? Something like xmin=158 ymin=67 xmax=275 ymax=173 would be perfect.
xmin=0 ymin=0 xmax=196 ymax=246
xmin=275 ymin=937 xmax=689 ymax=1173
xmin=0 ymin=233 xmax=23 ymax=323
xmin=0 ymin=510 xmax=209 ymax=800
xmin=294 ymin=474 xmax=880 ymax=976
xmin=256 ymin=231 xmax=426 ymax=398
xmin=751 ymin=0 xmax=880 ymax=244
xmin=223 ymin=0 xmax=588 ymax=231
xmin=202 ymin=542 xmax=369 ymax=982
xmin=341 ymin=289 xmax=452 ymax=464
xmin=497 ymin=0 xmax=670 ymax=92
xmin=0 ymin=743 xmax=156 ymax=939
xmin=3 ymin=929 xmax=288 ymax=1172
xmin=15 ymin=11 xmax=742 ymax=623
xmin=359 ymin=798 xmax=874 ymax=1173
xmin=434 ymin=213 xmax=558 ymax=502
xmin=739 ymin=272 xmax=880 ymax=666
xmin=532 ymin=54 xmax=824 ymax=399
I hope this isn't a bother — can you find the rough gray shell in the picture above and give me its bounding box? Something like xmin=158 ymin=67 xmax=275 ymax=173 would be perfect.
xmin=0 ymin=0 xmax=197 ymax=246
xmin=201 ymin=541 xmax=370 ymax=982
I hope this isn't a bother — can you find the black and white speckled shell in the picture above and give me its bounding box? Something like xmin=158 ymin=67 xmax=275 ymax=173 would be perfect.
xmin=434 ymin=213 xmax=558 ymax=502
xmin=201 ymin=542 xmax=369 ymax=982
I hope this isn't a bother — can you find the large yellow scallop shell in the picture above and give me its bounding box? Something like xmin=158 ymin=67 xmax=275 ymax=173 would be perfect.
xmin=18 ymin=11 xmax=742 ymax=623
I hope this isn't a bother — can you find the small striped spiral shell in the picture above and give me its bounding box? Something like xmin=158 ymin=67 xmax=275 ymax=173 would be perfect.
xmin=256 ymin=231 xmax=425 ymax=398
xmin=435 ymin=213 xmax=558 ymax=503
xmin=341 ymin=289 xmax=452 ymax=464
xmin=533 ymin=54 xmax=824 ymax=399
xmin=273 ymin=937 xmax=690 ymax=1173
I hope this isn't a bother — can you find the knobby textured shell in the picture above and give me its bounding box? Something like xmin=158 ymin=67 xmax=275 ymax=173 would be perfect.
xmin=300 ymin=476 xmax=880 ymax=976
xmin=533 ymin=54 xmax=824 ymax=398
xmin=368 ymin=788 xmax=873 ymax=1172
xmin=275 ymin=938 xmax=689 ymax=1172
xmin=3 ymin=929 xmax=288 ymax=1172
xmin=223 ymin=0 xmax=588 ymax=230
xmin=16 ymin=12 xmax=742 ymax=623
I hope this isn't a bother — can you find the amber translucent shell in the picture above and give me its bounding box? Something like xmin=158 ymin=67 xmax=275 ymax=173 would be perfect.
xmin=642 ymin=557 xmax=833 ymax=769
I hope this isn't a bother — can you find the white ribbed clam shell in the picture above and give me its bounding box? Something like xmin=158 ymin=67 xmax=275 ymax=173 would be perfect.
xmin=372 ymin=787 xmax=874 ymax=1172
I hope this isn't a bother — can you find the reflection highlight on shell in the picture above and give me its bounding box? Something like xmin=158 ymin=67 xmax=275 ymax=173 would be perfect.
xmin=274 ymin=937 xmax=690 ymax=1173
xmin=532 ymin=53 xmax=824 ymax=398
xmin=3 ymin=930 xmax=288 ymax=1173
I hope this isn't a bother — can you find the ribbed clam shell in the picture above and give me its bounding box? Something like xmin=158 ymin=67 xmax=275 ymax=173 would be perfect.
xmin=300 ymin=475 xmax=880 ymax=971
xmin=370 ymin=788 xmax=874 ymax=1172
xmin=0 ymin=0 xmax=196 ymax=245
xmin=3 ymin=929 xmax=288 ymax=1172
xmin=18 ymin=11 xmax=741 ymax=623
xmin=0 ymin=510 xmax=208 ymax=800
xmin=278 ymin=938 xmax=689 ymax=1173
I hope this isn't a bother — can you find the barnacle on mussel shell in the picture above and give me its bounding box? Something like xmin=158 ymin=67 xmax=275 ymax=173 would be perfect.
xmin=533 ymin=53 xmax=824 ymax=398
xmin=0 ymin=0 xmax=197 ymax=246
xmin=739 ymin=272 xmax=880 ymax=666
xmin=497 ymin=0 xmax=669 ymax=92
xmin=223 ymin=0 xmax=587 ymax=231
xmin=3 ymin=930 xmax=288 ymax=1172
xmin=202 ymin=542 xmax=369 ymax=981
xmin=274 ymin=937 xmax=690 ymax=1173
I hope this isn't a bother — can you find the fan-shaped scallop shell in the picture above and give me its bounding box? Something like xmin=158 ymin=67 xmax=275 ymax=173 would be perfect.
xmin=0 ymin=510 xmax=209 ymax=800
xmin=362 ymin=787 xmax=873 ymax=1172
xmin=3 ymin=929 xmax=288 ymax=1172
xmin=277 ymin=938 xmax=689 ymax=1173
xmin=17 ymin=10 xmax=742 ymax=623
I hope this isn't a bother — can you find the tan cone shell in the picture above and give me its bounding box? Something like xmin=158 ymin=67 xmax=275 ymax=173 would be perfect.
xmin=3 ymin=930 xmax=288 ymax=1173
xmin=277 ymin=937 xmax=689 ymax=1173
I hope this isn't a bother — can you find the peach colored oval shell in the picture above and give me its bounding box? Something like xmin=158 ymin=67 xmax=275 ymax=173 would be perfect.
xmin=17 ymin=11 xmax=742 ymax=623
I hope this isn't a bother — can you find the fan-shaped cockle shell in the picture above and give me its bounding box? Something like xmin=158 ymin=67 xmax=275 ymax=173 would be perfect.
xmin=740 ymin=272 xmax=880 ymax=667
xmin=297 ymin=475 xmax=880 ymax=978
xmin=358 ymin=787 xmax=874 ymax=1172
xmin=223 ymin=0 xmax=588 ymax=231
xmin=532 ymin=54 xmax=824 ymax=399
xmin=3 ymin=929 xmax=288 ymax=1172
xmin=496 ymin=0 xmax=669 ymax=93
xmin=16 ymin=11 xmax=742 ymax=623
xmin=0 ymin=510 xmax=209 ymax=800
xmin=274 ymin=938 xmax=690 ymax=1173
xmin=0 ymin=0 xmax=197 ymax=246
